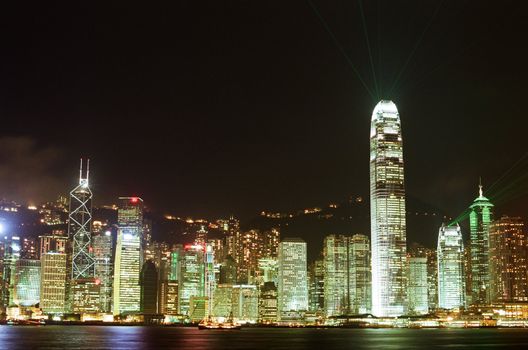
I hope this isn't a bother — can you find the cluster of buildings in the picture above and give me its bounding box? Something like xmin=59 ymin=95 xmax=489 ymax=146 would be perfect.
xmin=1 ymin=100 xmax=528 ymax=327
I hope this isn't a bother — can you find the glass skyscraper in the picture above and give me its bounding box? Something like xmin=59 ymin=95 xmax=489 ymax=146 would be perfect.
xmin=278 ymin=238 xmax=308 ymax=320
xmin=113 ymin=197 xmax=143 ymax=315
xmin=369 ymin=100 xmax=407 ymax=317
xmin=407 ymin=257 xmax=429 ymax=315
xmin=178 ymin=244 xmax=205 ymax=315
xmin=469 ymin=185 xmax=494 ymax=305
xmin=13 ymin=259 xmax=40 ymax=307
xmin=437 ymin=225 xmax=465 ymax=310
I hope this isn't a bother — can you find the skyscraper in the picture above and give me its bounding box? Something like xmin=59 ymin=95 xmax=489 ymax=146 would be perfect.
xmin=489 ymin=216 xmax=528 ymax=302
xmin=323 ymin=235 xmax=348 ymax=316
xmin=40 ymin=252 xmax=68 ymax=314
xmin=70 ymin=159 xmax=95 ymax=280
xmin=437 ymin=225 xmax=465 ymax=310
xmin=178 ymin=244 xmax=205 ymax=315
xmin=407 ymin=257 xmax=429 ymax=315
xmin=113 ymin=197 xmax=144 ymax=315
xmin=278 ymin=238 xmax=308 ymax=320
xmin=308 ymin=259 xmax=324 ymax=313
xmin=140 ymin=260 xmax=159 ymax=314
xmin=349 ymin=234 xmax=371 ymax=314
xmin=369 ymin=100 xmax=407 ymax=317
xmin=93 ymin=230 xmax=113 ymax=313
xmin=469 ymin=184 xmax=494 ymax=305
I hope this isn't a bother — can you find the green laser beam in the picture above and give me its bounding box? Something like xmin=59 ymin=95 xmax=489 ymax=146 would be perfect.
xmin=358 ymin=0 xmax=380 ymax=99
xmin=488 ymin=151 xmax=528 ymax=193
xmin=307 ymin=0 xmax=376 ymax=101
xmin=387 ymin=0 xmax=445 ymax=97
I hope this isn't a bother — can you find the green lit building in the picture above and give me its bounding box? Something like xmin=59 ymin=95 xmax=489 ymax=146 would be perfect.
xmin=469 ymin=185 xmax=494 ymax=305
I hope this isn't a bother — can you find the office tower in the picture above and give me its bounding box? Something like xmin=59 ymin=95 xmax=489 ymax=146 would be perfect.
xmin=164 ymin=281 xmax=179 ymax=316
xmin=409 ymin=243 xmax=438 ymax=311
xmin=232 ymin=284 xmax=258 ymax=323
xmin=259 ymin=281 xmax=278 ymax=323
xmin=278 ymin=238 xmax=308 ymax=320
xmin=437 ymin=225 xmax=465 ymax=310
xmin=0 ymin=234 xmax=21 ymax=308
xmin=469 ymin=184 xmax=494 ymax=305
xmin=92 ymin=230 xmax=113 ymax=313
xmin=222 ymin=216 xmax=240 ymax=262
xmin=489 ymin=216 xmax=528 ymax=302
xmin=140 ymin=260 xmax=159 ymax=314
xmin=308 ymin=259 xmax=324 ymax=312
xmin=13 ymin=259 xmax=40 ymax=307
xmin=113 ymin=197 xmax=144 ymax=315
xmin=323 ymin=235 xmax=348 ymax=316
xmin=195 ymin=226 xmax=208 ymax=247
xmin=407 ymin=257 xmax=429 ymax=315
xmin=212 ymin=284 xmax=233 ymax=319
xmin=349 ymin=234 xmax=371 ymax=314
xmin=370 ymin=100 xmax=407 ymax=317
xmin=219 ymin=255 xmax=237 ymax=284
xmin=262 ymin=228 xmax=280 ymax=259
xmin=70 ymin=159 xmax=95 ymax=280
xmin=178 ymin=244 xmax=205 ymax=315
xmin=40 ymin=252 xmax=68 ymax=314
xmin=323 ymin=234 xmax=371 ymax=316
xmin=189 ymin=296 xmax=208 ymax=322
xmin=205 ymin=243 xmax=215 ymax=318
xmin=71 ymin=278 xmax=101 ymax=314
xmin=257 ymin=257 xmax=278 ymax=286
xmin=235 ymin=229 xmax=260 ymax=284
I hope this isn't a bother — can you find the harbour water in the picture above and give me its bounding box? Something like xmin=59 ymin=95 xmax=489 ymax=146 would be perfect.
xmin=1 ymin=326 xmax=528 ymax=349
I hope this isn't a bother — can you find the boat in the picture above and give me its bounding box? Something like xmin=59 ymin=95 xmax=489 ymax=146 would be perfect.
xmin=198 ymin=313 xmax=242 ymax=330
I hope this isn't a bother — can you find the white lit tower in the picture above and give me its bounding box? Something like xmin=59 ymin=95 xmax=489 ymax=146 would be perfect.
xmin=69 ymin=159 xmax=95 ymax=280
xmin=369 ymin=100 xmax=407 ymax=317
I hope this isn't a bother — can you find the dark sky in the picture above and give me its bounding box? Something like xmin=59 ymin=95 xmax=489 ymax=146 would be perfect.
xmin=1 ymin=0 xmax=527 ymax=222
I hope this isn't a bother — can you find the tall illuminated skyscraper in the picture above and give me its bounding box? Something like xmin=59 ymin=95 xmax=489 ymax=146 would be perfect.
xmin=323 ymin=235 xmax=348 ymax=316
xmin=70 ymin=159 xmax=95 ymax=280
xmin=489 ymin=216 xmax=528 ymax=302
xmin=93 ymin=230 xmax=113 ymax=313
xmin=437 ymin=225 xmax=465 ymax=310
xmin=278 ymin=238 xmax=308 ymax=320
xmin=113 ymin=197 xmax=144 ymax=315
xmin=369 ymin=100 xmax=407 ymax=317
xmin=40 ymin=252 xmax=68 ymax=314
xmin=178 ymin=244 xmax=205 ymax=315
xmin=469 ymin=184 xmax=494 ymax=305
xmin=407 ymin=257 xmax=428 ymax=315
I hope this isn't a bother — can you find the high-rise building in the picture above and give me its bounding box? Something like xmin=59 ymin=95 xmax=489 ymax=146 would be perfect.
xmin=409 ymin=243 xmax=438 ymax=311
xmin=469 ymin=184 xmax=494 ymax=305
xmin=70 ymin=159 xmax=95 ymax=280
xmin=407 ymin=257 xmax=429 ymax=315
xmin=232 ymin=284 xmax=258 ymax=323
xmin=93 ymin=230 xmax=113 ymax=313
xmin=323 ymin=235 xmax=348 ymax=316
xmin=489 ymin=216 xmax=528 ymax=302
xmin=349 ymin=234 xmax=371 ymax=314
xmin=323 ymin=234 xmax=371 ymax=316
xmin=40 ymin=252 xmax=67 ymax=314
xmin=437 ymin=225 xmax=465 ymax=310
xmin=212 ymin=284 xmax=233 ymax=319
xmin=178 ymin=244 xmax=205 ymax=315
xmin=113 ymin=197 xmax=144 ymax=315
xmin=278 ymin=238 xmax=308 ymax=320
xmin=71 ymin=278 xmax=101 ymax=314
xmin=0 ymin=234 xmax=21 ymax=309
xmin=13 ymin=259 xmax=40 ymax=307
xmin=205 ymin=243 xmax=215 ymax=318
xmin=308 ymin=259 xmax=324 ymax=312
xmin=259 ymin=281 xmax=278 ymax=323
xmin=369 ymin=100 xmax=407 ymax=317
xmin=140 ymin=260 xmax=159 ymax=314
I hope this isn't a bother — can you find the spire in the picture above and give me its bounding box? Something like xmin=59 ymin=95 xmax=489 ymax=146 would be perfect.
xmin=79 ymin=158 xmax=83 ymax=183
xmin=479 ymin=177 xmax=483 ymax=198
xmin=86 ymin=158 xmax=90 ymax=181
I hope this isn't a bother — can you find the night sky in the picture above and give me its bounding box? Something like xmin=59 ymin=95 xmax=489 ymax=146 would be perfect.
xmin=1 ymin=1 xmax=527 ymax=225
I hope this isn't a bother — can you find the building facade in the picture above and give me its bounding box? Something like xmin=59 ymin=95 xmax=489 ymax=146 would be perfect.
xmin=437 ymin=225 xmax=465 ymax=310
xmin=369 ymin=100 xmax=407 ymax=317
xmin=489 ymin=216 xmax=528 ymax=302
xmin=278 ymin=238 xmax=308 ymax=320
